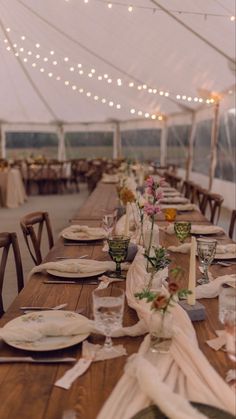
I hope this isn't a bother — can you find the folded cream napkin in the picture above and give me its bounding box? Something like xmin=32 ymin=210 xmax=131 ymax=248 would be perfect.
xmin=60 ymin=225 xmax=106 ymax=240
xmin=163 ymin=224 xmax=224 ymax=236
xmin=27 ymin=259 xmax=129 ymax=280
xmin=206 ymin=330 xmax=226 ymax=351
xmin=55 ymin=340 xmax=127 ymax=390
xmin=0 ymin=314 xmax=147 ymax=344
xmin=160 ymin=203 xmax=197 ymax=211
xmin=215 ymin=243 xmax=236 ymax=255
xmin=196 ymin=274 xmax=236 ymax=299
xmin=168 ymin=243 xmax=191 ymax=254
xmin=160 ymin=197 xmax=189 ymax=204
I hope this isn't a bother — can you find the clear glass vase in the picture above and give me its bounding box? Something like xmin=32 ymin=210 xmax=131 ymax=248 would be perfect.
xmin=149 ymin=311 xmax=173 ymax=353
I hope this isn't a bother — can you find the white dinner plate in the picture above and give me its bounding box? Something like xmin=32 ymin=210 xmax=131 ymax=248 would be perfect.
xmin=62 ymin=232 xmax=105 ymax=242
xmin=2 ymin=311 xmax=89 ymax=351
xmin=47 ymin=268 xmax=106 ymax=278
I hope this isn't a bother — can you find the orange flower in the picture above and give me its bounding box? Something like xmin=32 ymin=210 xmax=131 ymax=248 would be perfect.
xmin=168 ymin=282 xmax=179 ymax=294
xmin=120 ymin=187 xmax=135 ymax=205
xmin=152 ymin=295 xmax=168 ymax=310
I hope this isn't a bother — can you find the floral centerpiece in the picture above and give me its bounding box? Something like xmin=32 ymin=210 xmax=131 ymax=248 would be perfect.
xmin=143 ymin=176 xmax=164 ymax=266
xmin=135 ymin=267 xmax=191 ymax=352
xmin=119 ymin=187 xmax=136 ymax=236
xmin=144 ymin=246 xmax=171 ymax=289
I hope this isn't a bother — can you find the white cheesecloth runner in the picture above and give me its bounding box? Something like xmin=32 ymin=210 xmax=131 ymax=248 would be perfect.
xmin=97 ymin=248 xmax=235 ymax=419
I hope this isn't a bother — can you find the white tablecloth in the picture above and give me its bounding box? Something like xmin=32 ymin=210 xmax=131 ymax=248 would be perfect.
xmin=0 ymin=168 xmax=27 ymax=208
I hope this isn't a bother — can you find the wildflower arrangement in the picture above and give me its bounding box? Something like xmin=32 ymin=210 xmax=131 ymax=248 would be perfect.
xmin=143 ymin=176 xmax=164 ymax=263
xmin=119 ymin=187 xmax=136 ymax=206
xmin=135 ymin=267 xmax=191 ymax=314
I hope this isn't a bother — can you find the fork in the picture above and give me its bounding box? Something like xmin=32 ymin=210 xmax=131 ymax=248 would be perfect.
xmin=20 ymin=303 xmax=68 ymax=311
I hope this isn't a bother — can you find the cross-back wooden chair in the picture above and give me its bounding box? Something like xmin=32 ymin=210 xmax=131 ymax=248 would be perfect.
xmin=181 ymin=180 xmax=196 ymax=203
xmin=229 ymin=209 xmax=236 ymax=239
xmin=194 ymin=185 xmax=208 ymax=212
xmin=20 ymin=211 xmax=54 ymax=265
xmin=201 ymin=192 xmax=224 ymax=224
xmin=0 ymin=232 xmax=24 ymax=317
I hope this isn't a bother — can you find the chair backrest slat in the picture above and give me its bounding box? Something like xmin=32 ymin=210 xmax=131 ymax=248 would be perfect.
xmin=0 ymin=232 xmax=24 ymax=316
xmin=229 ymin=209 xmax=236 ymax=239
xmin=20 ymin=211 xmax=54 ymax=265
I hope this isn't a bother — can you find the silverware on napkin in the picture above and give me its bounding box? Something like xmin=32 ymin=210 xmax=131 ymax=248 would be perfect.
xmin=43 ymin=280 xmax=98 ymax=285
xmin=20 ymin=303 xmax=68 ymax=311
xmin=0 ymin=357 xmax=76 ymax=364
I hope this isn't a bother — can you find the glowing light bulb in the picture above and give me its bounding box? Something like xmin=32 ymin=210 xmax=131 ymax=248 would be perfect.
xmin=130 ymin=109 xmax=135 ymax=114
xmin=70 ymin=67 xmax=75 ymax=72
xmin=6 ymin=28 xmax=11 ymax=32
xmin=107 ymin=78 xmax=112 ymax=83
xmin=194 ymin=97 xmax=198 ymax=102
xmin=4 ymin=39 xmax=8 ymax=43
xmin=35 ymin=43 xmax=40 ymax=48
xmin=19 ymin=47 xmax=24 ymax=52
xmin=77 ymin=63 xmax=82 ymax=68
xmin=65 ymin=80 xmax=69 ymax=86
xmin=153 ymin=89 xmax=157 ymax=94
xmin=98 ymin=75 xmax=102 ymax=80
xmin=164 ymin=92 xmax=169 ymax=97
xmin=94 ymin=95 xmax=99 ymax=100
xmin=128 ymin=5 xmax=133 ymax=12
xmin=72 ymin=85 xmax=77 ymax=90
xmin=21 ymin=35 xmax=26 ymax=40
xmin=108 ymin=3 xmax=112 ymax=8
xmin=109 ymin=101 xmax=114 ymax=106
xmin=145 ymin=112 xmax=150 ymax=118
xmin=151 ymin=114 xmax=156 ymax=119
xmin=6 ymin=46 xmax=11 ymax=51
xmin=176 ymin=95 xmax=181 ymax=99
xmin=40 ymin=68 xmax=45 ymax=72
xmin=104 ymin=74 xmax=108 ymax=79
xmin=23 ymin=58 xmax=28 ymax=62
xmin=137 ymin=85 xmax=142 ymax=90
xmin=56 ymin=76 xmax=61 ymax=81
xmin=138 ymin=111 xmax=143 ymax=116
xmin=36 ymin=54 xmax=40 ymax=59
xmin=79 ymin=70 xmax=84 ymax=75
xmin=116 ymin=104 xmax=121 ymax=109
xmin=28 ymin=51 xmax=32 ymax=56
xmin=79 ymin=88 xmax=84 ymax=93
xmin=86 ymin=92 xmax=91 ymax=97
xmin=187 ymin=97 xmax=192 ymax=102
xmin=64 ymin=57 xmax=69 ymax=62
xmin=13 ymin=43 xmax=17 ymax=48
xmin=230 ymin=15 xmax=235 ymax=21
xmin=15 ymin=52 xmax=19 ymax=57
xmin=102 ymin=98 xmax=106 ymax=103
xmin=53 ymin=61 xmax=57 ymax=65
xmin=117 ymin=79 xmax=122 ymax=86
xmin=182 ymin=95 xmax=186 ymax=100
xmin=142 ymin=84 xmax=147 ymax=89
xmin=199 ymin=98 xmax=203 ymax=103
xmin=91 ymin=68 xmax=95 ymax=73
xmin=43 ymin=57 xmax=48 ymax=62
xmin=32 ymin=62 xmax=36 ymax=67
xmin=50 ymin=50 xmax=55 ymax=55
xmin=148 ymin=88 xmax=153 ymax=93
xmin=48 ymin=72 xmax=53 ymax=77
xmin=88 ymin=73 xmax=93 ymax=77
xmin=129 ymin=82 xmax=134 ymax=87
xmin=159 ymin=91 xmax=164 ymax=96
xmin=158 ymin=115 xmax=163 ymax=121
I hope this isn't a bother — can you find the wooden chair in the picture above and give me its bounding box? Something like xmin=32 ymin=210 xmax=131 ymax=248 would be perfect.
xmin=0 ymin=232 xmax=24 ymax=316
xmin=193 ymin=185 xmax=208 ymax=212
xmin=229 ymin=209 xmax=236 ymax=239
xmin=20 ymin=211 xmax=54 ymax=265
xmin=201 ymin=192 xmax=224 ymax=224
xmin=181 ymin=180 xmax=196 ymax=203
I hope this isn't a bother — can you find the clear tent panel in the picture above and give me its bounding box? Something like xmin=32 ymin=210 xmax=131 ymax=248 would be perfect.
xmin=166 ymin=124 xmax=190 ymax=169
xmin=192 ymin=119 xmax=213 ymax=176
xmin=5 ymin=132 xmax=58 ymax=159
xmin=215 ymin=109 xmax=236 ymax=183
xmin=121 ymin=129 xmax=161 ymax=162
xmin=65 ymin=131 xmax=113 ymax=159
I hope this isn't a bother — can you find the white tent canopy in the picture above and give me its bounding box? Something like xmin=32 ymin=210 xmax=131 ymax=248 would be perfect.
xmin=0 ymin=0 xmax=235 ymax=124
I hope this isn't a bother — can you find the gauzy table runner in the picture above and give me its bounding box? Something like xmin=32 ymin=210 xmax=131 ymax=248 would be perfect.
xmin=98 ymin=249 xmax=235 ymax=419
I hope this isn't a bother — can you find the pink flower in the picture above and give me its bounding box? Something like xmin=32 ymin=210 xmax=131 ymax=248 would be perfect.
xmin=155 ymin=189 xmax=163 ymax=201
xmin=145 ymin=176 xmax=154 ymax=189
xmin=144 ymin=203 xmax=161 ymax=216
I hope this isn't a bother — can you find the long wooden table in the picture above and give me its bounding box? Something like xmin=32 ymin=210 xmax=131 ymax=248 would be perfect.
xmin=0 ymin=183 xmax=235 ymax=419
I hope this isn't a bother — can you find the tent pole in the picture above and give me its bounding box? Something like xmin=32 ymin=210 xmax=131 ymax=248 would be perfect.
xmin=0 ymin=125 xmax=6 ymax=159
xmin=186 ymin=112 xmax=196 ymax=181
xmin=57 ymin=125 xmax=66 ymax=161
xmin=208 ymin=102 xmax=220 ymax=191
xmin=160 ymin=120 xmax=167 ymax=167
xmin=113 ymin=123 xmax=121 ymax=159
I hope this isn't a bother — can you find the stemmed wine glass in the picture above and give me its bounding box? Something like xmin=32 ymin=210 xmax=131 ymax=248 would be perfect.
xmin=92 ymin=287 xmax=125 ymax=351
xmin=101 ymin=211 xmax=117 ymax=238
xmin=196 ymin=238 xmax=217 ymax=284
xmin=107 ymin=235 xmax=130 ymax=278
xmin=174 ymin=221 xmax=191 ymax=243
xmin=219 ymin=281 xmax=236 ymax=385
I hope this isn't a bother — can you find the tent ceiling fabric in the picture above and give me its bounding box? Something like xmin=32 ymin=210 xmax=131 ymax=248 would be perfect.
xmin=0 ymin=0 xmax=235 ymax=124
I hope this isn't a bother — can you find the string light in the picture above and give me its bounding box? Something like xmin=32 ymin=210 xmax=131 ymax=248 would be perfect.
xmin=2 ymin=32 xmax=214 ymax=119
xmin=72 ymin=0 xmax=236 ymax=21
xmin=1 ymin=29 xmax=216 ymax=106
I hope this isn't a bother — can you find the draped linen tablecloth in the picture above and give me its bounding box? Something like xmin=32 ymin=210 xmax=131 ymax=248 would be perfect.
xmin=0 ymin=168 xmax=27 ymax=208
xmin=97 ymin=248 xmax=235 ymax=419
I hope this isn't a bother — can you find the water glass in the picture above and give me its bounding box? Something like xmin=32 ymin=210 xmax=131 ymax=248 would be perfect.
xmin=107 ymin=235 xmax=130 ymax=278
xmin=164 ymin=208 xmax=177 ymax=222
xmin=93 ymin=287 xmax=125 ymax=350
xmin=101 ymin=211 xmax=117 ymax=237
xmin=174 ymin=221 xmax=191 ymax=243
xmin=197 ymin=238 xmax=217 ymax=284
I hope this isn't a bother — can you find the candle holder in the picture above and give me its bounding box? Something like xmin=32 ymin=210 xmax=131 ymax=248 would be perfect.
xmin=178 ymin=300 xmax=206 ymax=321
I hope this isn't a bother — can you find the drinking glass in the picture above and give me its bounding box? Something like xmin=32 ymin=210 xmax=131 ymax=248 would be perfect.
xmin=174 ymin=221 xmax=191 ymax=243
xmin=219 ymin=281 xmax=236 ymax=384
xmin=92 ymin=287 xmax=125 ymax=350
xmin=107 ymin=235 xmax=130 ymax=278
xmin=197 ymin=238 xmax=217 ymax=284
xmin=101 ymin=211 xmax=117 ymax=237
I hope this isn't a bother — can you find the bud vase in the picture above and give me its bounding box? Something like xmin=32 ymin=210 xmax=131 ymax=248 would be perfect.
xmin=149 ymin=311 xmax=173 ymax=353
